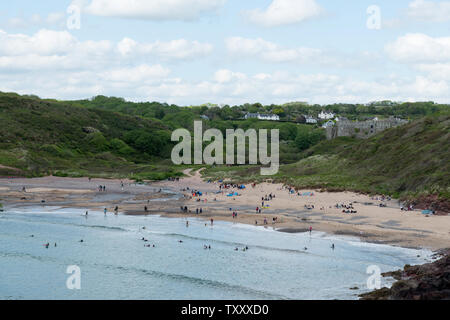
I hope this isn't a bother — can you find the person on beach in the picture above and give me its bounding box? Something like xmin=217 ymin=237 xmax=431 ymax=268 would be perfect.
xmin=144 ymin=206 xmax=148 ymax=213
xmin=186 ymin=221 xmax=189 ymax=227
xmin=210 ymin=218 xmax=214 ymax=226
xmin=85 ymin=211 xmax=88 ymax=216
xmin=331 ymin=244 xmax=335 ymax=250
xmin=309 ymin=226 xmax=312 ymax=234
xmin=104 ymin=208 xmax=107 ymax=215
xmin=114 ymin=206 xmax=119 ymax=215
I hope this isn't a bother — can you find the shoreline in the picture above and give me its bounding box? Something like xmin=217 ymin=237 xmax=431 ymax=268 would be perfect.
xmin=0 ymin=171 xmax=449 ymax=251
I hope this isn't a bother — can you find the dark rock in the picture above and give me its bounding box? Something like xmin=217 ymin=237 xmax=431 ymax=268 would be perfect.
xmin=361 ymin=249 xmax=450 ymax=300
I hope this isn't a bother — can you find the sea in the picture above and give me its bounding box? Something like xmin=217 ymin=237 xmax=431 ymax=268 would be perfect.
xmin=0 ymin=205 xmax=433 ymax=300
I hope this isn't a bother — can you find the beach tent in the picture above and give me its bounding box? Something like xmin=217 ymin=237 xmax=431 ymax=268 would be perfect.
xmin=238 ymin=185 xmax=246 ymax=189
xmin=422 ymin=210 xmax=433 ymax=215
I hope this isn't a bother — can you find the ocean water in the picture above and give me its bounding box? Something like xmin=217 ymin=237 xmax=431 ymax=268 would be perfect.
xmin=0 ymin=206 xmax=432 ymax=300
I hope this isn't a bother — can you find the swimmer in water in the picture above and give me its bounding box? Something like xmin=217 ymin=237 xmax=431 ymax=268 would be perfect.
xmin=331 ymin=244 xmax=335 ymax=250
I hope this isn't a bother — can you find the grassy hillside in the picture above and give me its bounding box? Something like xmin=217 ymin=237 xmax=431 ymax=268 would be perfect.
xmin=0 ymin=92 xmax=182 ymax=180
xmin=203 ymin=112 xmax=450 ymax=205
xmin=1 ymin=91 xmax=448 ymax=208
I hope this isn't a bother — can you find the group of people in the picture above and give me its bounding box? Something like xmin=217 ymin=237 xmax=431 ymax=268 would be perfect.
xmin=98 ymin=185 xmax=106 ymax=192
xmin=141 ymin=237 xmax=156 ymax=248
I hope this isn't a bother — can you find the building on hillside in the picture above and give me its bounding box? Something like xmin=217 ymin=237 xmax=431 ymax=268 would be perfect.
xmin=334 ymin=116 xmax=348 ymax=122
xmin=322 ymin=120 xmax=335 ymax=128
xmin=200 ymin=115 xmax=210 ymax=121
xmin=244 ymin=113 xmax=280 ymax=121
xmin=244 ymin=113 xmax=259 ymax=119
xmin=318 ymin=111 xmax=335 ymax=120
xmin=258 ymin=114 xmax=280 ymax=121
xmin=305 ymin=116 xmax=318 ymax=124
xmin=325 ymin=116 xmax=408 ymax=140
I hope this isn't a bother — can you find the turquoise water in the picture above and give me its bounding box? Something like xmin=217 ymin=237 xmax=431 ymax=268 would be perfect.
xmin=0 ymin=206 xmax=432 ymax=300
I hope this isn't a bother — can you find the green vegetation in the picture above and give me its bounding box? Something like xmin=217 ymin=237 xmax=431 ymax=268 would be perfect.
xmin=0 ymin=91 xmax=448 ymax=205
xmin=203 ymin=112 xmax=450 ymax=202
xmin=66 ymin=95 xmax=449 ymax=123
xmin=0 ymin=92 xmax=180 ymax=180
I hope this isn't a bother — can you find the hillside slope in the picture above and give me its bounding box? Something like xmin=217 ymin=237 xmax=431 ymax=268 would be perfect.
xmin=0 ymin=93 xmax=180 ymax=179
xmin=203 ymin=112 xmax=449 ymax=210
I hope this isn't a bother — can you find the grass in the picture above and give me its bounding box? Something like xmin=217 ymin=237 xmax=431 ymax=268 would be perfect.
xmin=202 ymin=112 xmax=450 ymax=202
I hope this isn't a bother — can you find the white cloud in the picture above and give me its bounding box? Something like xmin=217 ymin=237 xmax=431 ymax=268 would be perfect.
xmin=386 ymin=33 xmax=450 ymax=63
xmin=407 ymin=0 xmax=450 ymax=22
xmin=225 ymin=36 xmax=359 ymax=66
xmin=0 ymin=29 xmax=211 ymax=73
xmin=81 ymin=0 xmax=226 ymax=21
xmin=5 ymin=12 xmax=66 ymax=29
xmin=245 ymin=0 xmax=323 ymax=27
xmin=102 ymin=64 xmax=170 ymax=83
xmin=117 ymin=38 xmax=213 ymax=60
xmin=225 ymin=36 xmax=321 ymax=63
xmin=214 ymin=69 xmax=246 ymax=83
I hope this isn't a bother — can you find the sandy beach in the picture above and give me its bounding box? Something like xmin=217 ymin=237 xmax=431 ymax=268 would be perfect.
xmin=0 ymin=170 xmax=449 ymax=250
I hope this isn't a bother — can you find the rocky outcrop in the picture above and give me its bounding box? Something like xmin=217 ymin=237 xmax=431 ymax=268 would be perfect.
xmin=360 ymin=249 xmax=450 ymax=300
xmin=406 ymin=195 xmax=450 ymax=216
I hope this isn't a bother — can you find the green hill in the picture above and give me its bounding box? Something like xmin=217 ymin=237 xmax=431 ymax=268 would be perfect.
xmin=203 ymin=112 xmax=450 ymax=209
xmin=0 ymin=92 xmax=448 ymax=210
xmin=0 ymin=92 xmax=181 ymax=180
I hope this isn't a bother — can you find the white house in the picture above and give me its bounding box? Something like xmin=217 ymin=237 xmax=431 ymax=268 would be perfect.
xmin=318 ymin=111 xmax=335 ymax=120
xmin=244 ymin=113 xmax=280 ymax=121
xmin=305 ymin=116 xmax=318 ymax=124
xmin=244 ymin=113 xmax=259 ymax=120
xmin=258 ymin=114 xmax=280 ymax=121
xmin=322 ymin=120 xmax=335 ymax=128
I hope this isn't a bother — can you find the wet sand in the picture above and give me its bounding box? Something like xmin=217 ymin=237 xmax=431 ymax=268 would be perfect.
xmin=0 ymin=170 xmax=449 ymax=250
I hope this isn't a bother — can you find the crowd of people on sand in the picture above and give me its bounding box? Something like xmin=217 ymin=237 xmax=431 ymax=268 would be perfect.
xmin=400 ymin=204 xmax=414 ymax=211
xmin=98 ymin=185 xmax=106 ymax=192
xmin=371 ymin=195 xmax=392 ymax=201
xmin=333 ymin=202 xmax=358 ymax=214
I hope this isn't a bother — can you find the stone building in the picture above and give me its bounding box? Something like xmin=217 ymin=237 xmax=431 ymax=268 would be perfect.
xmin=326 ymin=117 xmax=408 ymax=140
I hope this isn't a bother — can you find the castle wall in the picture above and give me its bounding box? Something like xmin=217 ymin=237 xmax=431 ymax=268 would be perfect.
xmin=326 ymin=118 xmax=408 ymax=140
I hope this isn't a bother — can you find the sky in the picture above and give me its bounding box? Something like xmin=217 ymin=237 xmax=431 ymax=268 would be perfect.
xmin=1 ymin=0 xmax=450 ymax=105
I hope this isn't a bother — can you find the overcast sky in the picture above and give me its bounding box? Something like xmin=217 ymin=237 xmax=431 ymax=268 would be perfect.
xmin=1 ymin=0 xmax=450 ymax=105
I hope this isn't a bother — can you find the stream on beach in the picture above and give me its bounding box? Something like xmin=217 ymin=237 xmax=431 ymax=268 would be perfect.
xmin=0 ymin=205 xmax=433 ymax=300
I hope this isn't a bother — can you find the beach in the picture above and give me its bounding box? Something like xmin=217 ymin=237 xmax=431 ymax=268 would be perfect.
xmin=0 ymin=169 xmax=448 ymax=251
